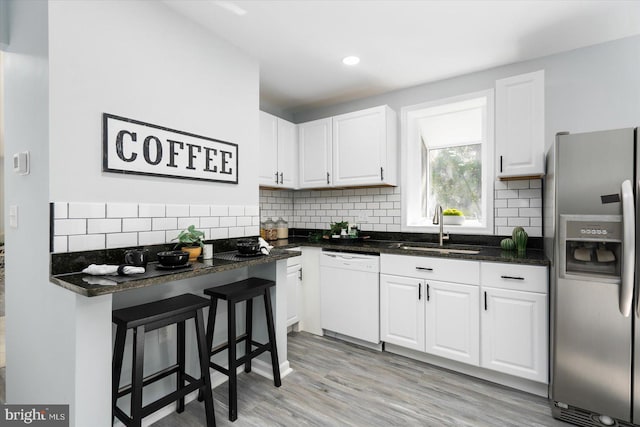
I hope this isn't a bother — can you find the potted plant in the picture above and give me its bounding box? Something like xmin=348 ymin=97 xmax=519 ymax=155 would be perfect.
xmin=442 ymin=208 xmax=465 ymax=225
xmin=173 ymin=224 xmax=205 ymax=261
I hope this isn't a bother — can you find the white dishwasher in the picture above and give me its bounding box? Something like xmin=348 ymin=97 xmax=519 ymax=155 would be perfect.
xmin=320 ymin=251 xmax=380 ymax=345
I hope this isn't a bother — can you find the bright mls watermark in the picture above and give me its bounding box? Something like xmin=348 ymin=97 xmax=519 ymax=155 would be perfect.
xmin=1 ymin=405 xmax=68 ymax=426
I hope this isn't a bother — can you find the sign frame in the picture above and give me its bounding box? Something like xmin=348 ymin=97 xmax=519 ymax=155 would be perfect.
xmin=102 ymin=113 xmax=239 ymax=184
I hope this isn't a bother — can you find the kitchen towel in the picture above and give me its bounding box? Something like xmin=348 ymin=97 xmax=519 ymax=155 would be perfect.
xmin=82 ymin=264 xmax=146 ymax=276
xmin=258 ymin=237 xmax=273 ymax=255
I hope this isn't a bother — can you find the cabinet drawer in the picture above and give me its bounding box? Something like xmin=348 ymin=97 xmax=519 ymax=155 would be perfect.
xmin=381 ymin=254 xmax=479 ymax=285
xmin=480 ymin=262 xmax=547 ymax=293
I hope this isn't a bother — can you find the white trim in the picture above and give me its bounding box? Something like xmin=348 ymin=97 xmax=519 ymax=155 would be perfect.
xmin=401 ymin=89 xmax=495 ymax=235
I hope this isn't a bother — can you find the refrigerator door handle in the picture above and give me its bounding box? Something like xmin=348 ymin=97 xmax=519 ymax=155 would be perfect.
xmin=620 ymin=179 xmax=634 ymax=317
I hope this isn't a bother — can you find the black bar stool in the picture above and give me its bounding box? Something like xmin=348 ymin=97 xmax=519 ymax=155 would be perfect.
xmin=200 ymin=277 xmax=281 ymax=421
xmin=112 ymin=293 xmax=216 ymax=427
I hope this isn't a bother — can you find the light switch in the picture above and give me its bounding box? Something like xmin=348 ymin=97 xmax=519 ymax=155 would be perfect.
xmin=9 ymin=205 xmax=18 ymax=228
xmin=13 ymin=151 xmax=30 ymax=175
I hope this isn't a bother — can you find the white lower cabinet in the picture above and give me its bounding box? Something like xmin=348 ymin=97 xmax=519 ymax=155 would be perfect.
xmin=425 ymin=280 xmax=480 ymax=366
xmin=480 ymin=286 xmax=548 ymax=383
xmin=379 ymin=254 xmax=549 ymax=390
xmin=286 ymin=260 xmax=302 ymax=327
xmin=380 ymin=274 xmax=425 ymax=351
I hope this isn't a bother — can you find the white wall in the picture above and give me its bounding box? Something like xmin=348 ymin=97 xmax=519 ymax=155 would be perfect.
xmin=292 ymin=35 xmax=640 ymax=147
xmin=48 ymin=0 xmax=259 ymax=206
xmin=289 ymin=35 xmax=640 ymax=237
xmin=3 ymin=0 xmax=78 ymax=418
xmin=4 ymin=1 xmax=261 ymax=426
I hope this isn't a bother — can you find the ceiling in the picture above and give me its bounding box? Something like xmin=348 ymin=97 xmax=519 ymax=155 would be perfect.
xmin=164 ymin=0 xmax=640 ymax=113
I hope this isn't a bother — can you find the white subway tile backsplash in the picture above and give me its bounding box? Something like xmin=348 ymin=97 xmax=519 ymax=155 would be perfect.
xmin=52 ymin=200 xmax=279 ymax=254
xmin=228 ymin=205 xmax=245 ymax=216
xmin=107 ymin=232 xmax=138 ymax=249
xmin=237 ymin=216 xmax=252 ymax=227
xmin=55 ymin=219 xmax=87 ymax=236
xmin=178 ymin=217 xmax=200 ymax=229
xmin=507 ymin=199 xmax=529 ymax=208
xmin=494 ymin=199 xmax=508 ymax=208
xmin=519 ymin=189 xmax=541 ymax=199
xmin=496 ymin=190 xmax=519 ymax=199
xmin=122 ymin=218 xmax=151 ymax=232
xmin=228 ymin=227 xmax=245 ymax=238
xmin=138 ymin=231 xmax=166 ymax=246
xmin=139 ymin=203 xmax=165 ymax=218
xmin=497 ymin=208 xmax=519 ymax=217
xmin=69 ymin=234 xmax=105 ymax=252
xmin=107 ymin=203 xmax=138 ymax=218
xmin=508 ymin=217 xmax=530 ymax=227
xmin=166 ymin=204 xmax=189 ymax=217
xmin=165 ymin=229 xmax=181 ymax=243
xmin=68 ymin=202 xmax=105 ymax=219
xmin=88 ymin=218 xmax=121 ymax=234
xmin=244 ymin=226 xmax=259 ymax=236
xmin=198 ymin=217 xmax=218 ymax=228
xmin=211 ymin=228 xmax=229 ymax=239
xmin=494 ymin=180 xmax=508 ymax=190
xmin=211 ymin=205 xmax=229 ymax=217
xmin=530 ymin=180 xmax=542 ymax=189
xmin=507 ymin=180 xmax=530 ymax=190
xmin=519 ymin=207 xmax=542 ymax=217
xmin=152 ymin=217 xmax=178 ymax=231
xmin=190 ymin=204 xmax=210 ymax=217
xmin=53 ymin=203 xmax=68 ymax=219
xmin=245 ymin=205 xmax=259 ymax=216
xmin=53 ymin=236 xmax=68 ymax=253
xmin=220 ymin=217 xmax=236 ymax=227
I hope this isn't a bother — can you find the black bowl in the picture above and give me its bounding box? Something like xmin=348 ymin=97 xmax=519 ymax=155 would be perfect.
xmin=236 ymin=238 xmax=260 ymax=255
xmin=157 ymin=250 xmax=189 ymax=267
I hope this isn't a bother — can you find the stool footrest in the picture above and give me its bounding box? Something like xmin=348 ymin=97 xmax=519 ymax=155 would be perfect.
xmin=210 ymin=333 xmax=249 ymax=356
xmin=117 ymin=364 xmax=181 ymax=398
xmin=141 ymin=379 xmax=204 ymax=419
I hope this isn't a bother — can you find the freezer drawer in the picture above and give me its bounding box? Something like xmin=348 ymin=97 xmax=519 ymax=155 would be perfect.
xmin=552 ymin=277 xmax=631 ymax=422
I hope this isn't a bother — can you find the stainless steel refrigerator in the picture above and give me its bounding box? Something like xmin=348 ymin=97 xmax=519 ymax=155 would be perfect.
xmin=546 ymin=127 xmax=639 ymax=427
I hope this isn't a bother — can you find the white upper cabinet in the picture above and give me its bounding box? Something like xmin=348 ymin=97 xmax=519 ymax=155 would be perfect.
xmin=259 ymin=111 xmax=298 ymax=188
xmin=298 ymin=118 xmax=332 ymax=188
xmin=495 ymin=70 xmax=545 ymax=179
xmin=298 ymin=105 xmax=397 ymax=189
xmin=277 ymin=119 xmax=298 ymax=188
xmin=332 ymin=105 xmax=397 ymax=187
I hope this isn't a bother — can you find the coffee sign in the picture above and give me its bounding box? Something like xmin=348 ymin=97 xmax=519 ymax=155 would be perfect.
xmin=103 ymin=113 xmax=238 ymax=184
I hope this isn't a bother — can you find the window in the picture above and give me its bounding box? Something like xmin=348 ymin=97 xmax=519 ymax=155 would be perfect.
xmin=401 ymin=90 xmax=494 ymax=234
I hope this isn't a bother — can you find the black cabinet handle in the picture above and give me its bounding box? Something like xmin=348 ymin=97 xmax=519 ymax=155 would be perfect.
xmin=416 ymin=267 xmax=433 ymax=271
xmin=427 ymin=284 xmax=430 ymax=301
xmin=327 ymin=172 xmax=330 ymax=185
xmin=275 ymin=172 xmax=279 ymax=184
xmin=500 ymin=275 xmax=525 ymax=280
xmin=279 ymin=172 xmax=283 ymax=184
xmin=418 ymin=283 xmax=421 ymax=300
xmin=380 ymin=167 xmax=384 ymax=181
xmin=500 ymin=155 xmax=503 ymax=173
xmin=484 ymin=292 xmax=488 ymax=311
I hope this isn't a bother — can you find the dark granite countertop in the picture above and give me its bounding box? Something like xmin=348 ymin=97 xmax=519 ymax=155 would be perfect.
xmin=268 ymin=237 xmax=549 ymax=266
xmin=50 ymin=249 xmax=300 ymax=297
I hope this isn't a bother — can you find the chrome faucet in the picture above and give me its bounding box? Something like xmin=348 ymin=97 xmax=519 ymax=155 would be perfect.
xmin=432 ymin=205 xmax=450 ymax=247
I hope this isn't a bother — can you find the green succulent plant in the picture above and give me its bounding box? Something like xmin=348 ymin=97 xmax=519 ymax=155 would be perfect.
xmin=443 ymin=208 xmax=464 ymax=216
xmin=173 ymin=224 xmax=205 ymax=248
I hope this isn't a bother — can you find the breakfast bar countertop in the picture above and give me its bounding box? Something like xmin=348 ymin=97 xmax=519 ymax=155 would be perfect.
xmin=50 ymin=249 xmax=301 ymax=297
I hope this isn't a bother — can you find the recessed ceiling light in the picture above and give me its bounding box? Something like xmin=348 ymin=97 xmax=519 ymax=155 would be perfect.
xmin=342 ymin=56 xmax=360 ymax=66
xmin=215 ymin=1 xmax=248 ymax=16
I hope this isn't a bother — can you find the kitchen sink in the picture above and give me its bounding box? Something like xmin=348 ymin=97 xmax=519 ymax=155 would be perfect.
xmin=388 ymin=242 xmax=481 ymax=255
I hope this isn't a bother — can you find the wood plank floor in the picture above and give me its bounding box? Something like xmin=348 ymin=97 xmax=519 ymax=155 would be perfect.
xmin=152 ymin=331 xmax=567 ymax=427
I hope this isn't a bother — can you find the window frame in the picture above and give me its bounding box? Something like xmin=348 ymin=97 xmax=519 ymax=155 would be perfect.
xmin=400 ymin=89 xmax=495 ymax=235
